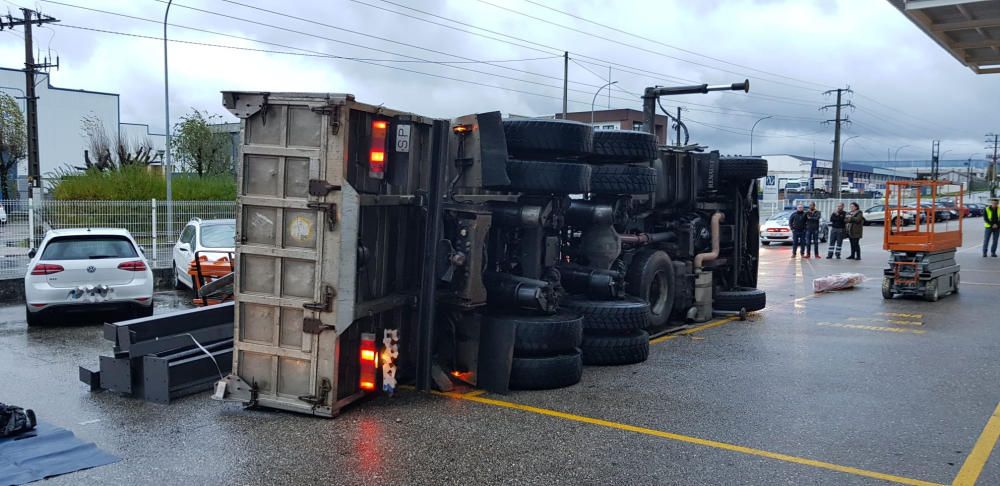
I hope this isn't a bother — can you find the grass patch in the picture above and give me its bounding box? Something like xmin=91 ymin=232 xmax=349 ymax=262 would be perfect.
xmin=50 ymin=166 xmax=236 ymax=201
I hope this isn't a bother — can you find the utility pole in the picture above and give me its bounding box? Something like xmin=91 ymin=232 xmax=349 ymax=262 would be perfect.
xmin=822 ymin=87 xmax=853 ymax=197
xmin=987 ymin=133 xmax=999 ymax=198
xmin=562 ymin=52 xmax=568 ymax=119
xmin=675 ymin=107 xmax=682 ymax=146
xmin=931 ymin=140 xmax=940 ymax=181
xmin=2 ymin=9 xmax=60 ymax=198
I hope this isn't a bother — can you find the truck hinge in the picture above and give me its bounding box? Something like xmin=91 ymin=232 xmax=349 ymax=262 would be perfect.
xmin=312 ymin=104 xmax=342 ymax=135
xmin=297 ymin=378 xmax=331 ymax=408
xmin=303 ymin=284 xmax=336 ymax=314
xmin=307 ymin=202 xmax=339 ymax=231
xmin=308 ymin=180 xmax=341 ymax=197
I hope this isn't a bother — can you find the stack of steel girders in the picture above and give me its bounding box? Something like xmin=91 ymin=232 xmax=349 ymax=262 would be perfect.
xmin=79 ymin=303 xmax=234 ymax=404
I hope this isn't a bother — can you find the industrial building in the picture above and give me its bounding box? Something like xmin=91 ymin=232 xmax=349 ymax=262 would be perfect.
xmin=0 ymin=67 xmax=165 ymax=198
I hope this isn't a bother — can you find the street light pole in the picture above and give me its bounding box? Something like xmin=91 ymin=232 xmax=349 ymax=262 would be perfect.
xmin=163 ymin=0 xmax=174 ymax=245
xmin=841 ymin=135 xmax=859 ymax=157
xmin=749 ymin=115 xmax=772 ymax=156
xmin=591 ymin=81 xmax=617 ymax=125
xmin=893 ymin=144 xmax=910 ymax=162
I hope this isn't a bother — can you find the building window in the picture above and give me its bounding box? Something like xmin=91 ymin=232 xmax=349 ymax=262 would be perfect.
xmin=632 ymin=121 xmax=644 ymax=131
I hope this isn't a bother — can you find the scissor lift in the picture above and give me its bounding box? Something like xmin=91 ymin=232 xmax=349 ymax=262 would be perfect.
xmin=881 ymin=180 xmax=962 ymax=302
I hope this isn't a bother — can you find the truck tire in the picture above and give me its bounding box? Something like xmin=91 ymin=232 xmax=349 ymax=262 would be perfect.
xmin=588 ymin=130 xmax=657 ymax=164
xmin=714 ymin=287 xmax=766 ymax=312
xmin=485 ymin=312 xmax=583 ymax=356
xmin=719 ymin=157 xmax=768 ymax=181
xmin=561 ymin=297 xmax=648 ymax=332
xmin=589 ymin=165 xmax=657 ymax=195
xmin=581 ymin=330 xmax=650 ymax=366
xmin=509 ymin=351 xmax=583 ymax=390
xmin=503 ymin=119 xmax=593 ymax=159
xmin=625 ymin=250 xmax=675 ymax=329
xmin=506 ymin=159 xmax=591 ymax=194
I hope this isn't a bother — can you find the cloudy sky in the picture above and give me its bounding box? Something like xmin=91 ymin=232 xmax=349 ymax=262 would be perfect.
xmin=1 ymin=0 xmax=998 ymax=163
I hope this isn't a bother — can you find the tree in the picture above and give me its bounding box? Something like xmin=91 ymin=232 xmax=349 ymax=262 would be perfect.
xmin=77 ymin=114 xmax=153 ymax=172
xmin=171 ymin=109 xmax=233 ymax=177
xmin=0 ymin=93 xmax=26 ymax=201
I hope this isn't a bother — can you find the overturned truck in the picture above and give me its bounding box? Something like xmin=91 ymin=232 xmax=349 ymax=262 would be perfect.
xmin=214 ymin=81 xmax=767 ymax=416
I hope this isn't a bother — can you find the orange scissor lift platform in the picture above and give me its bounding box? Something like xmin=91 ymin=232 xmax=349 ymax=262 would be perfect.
xmin=881 ymin=180 xmax=962 ymax=302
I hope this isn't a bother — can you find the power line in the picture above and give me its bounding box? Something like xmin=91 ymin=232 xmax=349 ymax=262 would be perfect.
xmin=55 ymin=24 xmax=559 ymax=65
xmin=520 ymin=0 xmax=835 ymax=91
xmin=41 ymin=6 xmax=634 ymax=112
xmin=44 ymin=0 xmax=621 ymax=98
xmin=355 ymin=0 xmax=827 ymax=108
xmin=349 ymin=0 xmax=561 ymax=57
xmin=212 ymin=0 xmax=588 ymax=87
xmin=474 ymin=0 xmax=828 ymax=93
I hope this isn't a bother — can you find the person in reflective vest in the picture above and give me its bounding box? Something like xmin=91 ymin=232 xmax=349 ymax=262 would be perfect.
xmin=985 ymin=199 xmax=1000 ymax=258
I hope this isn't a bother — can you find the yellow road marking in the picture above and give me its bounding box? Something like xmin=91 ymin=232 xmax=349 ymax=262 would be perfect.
xmin=463 ymin=389 xmax=487 ymax=397
xmin=434 ymin=391 xmax=941 ymax=486
xmin=878 ymin=312 xmax=924 ymax=319
xmin=953 ymin=402 xmax=1000 ymax=486
xmin=847 ymin=317 xmax=923 ymax=326
xmin=649 ymin=316 xmax=740 ymax=345
xmin=817 ymin=322 xmax=926 ymax=335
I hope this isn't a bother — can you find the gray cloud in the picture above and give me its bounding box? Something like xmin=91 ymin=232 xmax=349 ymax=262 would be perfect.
xmin=1 ymin=0 xmax=996 ymax=162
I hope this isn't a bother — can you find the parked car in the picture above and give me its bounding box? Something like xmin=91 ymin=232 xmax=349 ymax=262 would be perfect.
xmin=938 ymin=200 xmax=970 ymax=218
xmin=918 ymin=202 xmax=953 ymax=222
xmin=862 ymin=204 xmax=915 ymax=226
xmin=965 ymin=203 xmax=984 ymax=217
xmin=24 ymin=228 xmax=154 ymax=326
xmin=760 ymin=210 xmax=828 ymax=246
xmin=172 ymin=218 xmax=236 ymax=289
xmin=0 ymin=204 xmax=7 ymax=225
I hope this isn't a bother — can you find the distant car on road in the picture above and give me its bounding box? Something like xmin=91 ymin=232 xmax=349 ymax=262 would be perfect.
xmin=172 ymin=218 xmax=236 ymax=289
xmin=862 ymin=204 xmax=915 ymax=226
xmin=24 ymin=228 xmax=154 ymax=326
xmin=0 ymin=204 xmax=7 ymax=225
xmin=760 ymin=210 xmax=828 ymax=246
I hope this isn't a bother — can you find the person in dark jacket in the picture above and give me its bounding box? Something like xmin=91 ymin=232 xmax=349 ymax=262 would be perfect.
xmin=845 ymin=202 xmax=865 ymax=260
xmin=826 ymin=202 xmax=847 ymax=259
xmin=804 ymin=202 xmax=822 ymax=258
xmin=984 ymin=199 xmax=1000 ymax=257
xmin=788 ymin=204 xmax=808 ymax=258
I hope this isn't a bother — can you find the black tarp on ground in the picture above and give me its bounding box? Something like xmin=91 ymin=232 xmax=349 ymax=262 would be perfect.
xmin=0 ymin=421 xmax=119 ymax=485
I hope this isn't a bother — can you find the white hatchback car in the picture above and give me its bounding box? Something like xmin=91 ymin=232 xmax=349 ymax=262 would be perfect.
xmin=172 ymin=218 xmax=236 ymax=289
xmin=24 ymin=228 xmax=154 ymax=326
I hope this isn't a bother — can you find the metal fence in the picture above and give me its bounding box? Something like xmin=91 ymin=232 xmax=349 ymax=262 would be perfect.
xmin=1 ymin=199 xmax=236 ymax=280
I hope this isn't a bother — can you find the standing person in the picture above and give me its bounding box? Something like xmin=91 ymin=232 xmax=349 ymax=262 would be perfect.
xmin=827 ymin=202 xmax=847 ymax=259
xmin=788 ymin=204 xmax=808 ymax=258
xmin=805 ymin=202 xmax=822 ymax=258
xmin=984 ymin=199 xmax=1000 ymax=258
xmin=845 ymin=202 xmax=865 ymax=260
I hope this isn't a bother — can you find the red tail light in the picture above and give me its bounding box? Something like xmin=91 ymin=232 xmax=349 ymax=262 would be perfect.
xmin=369 ymin=120 xmax=388 ymax=179
xmin=31 ymin=263 xmax=64 ymax=275
xmin=360 ymin=333 xmax=377 ymax=392
xmin=118 ymin=260 xmax=147 ymax=271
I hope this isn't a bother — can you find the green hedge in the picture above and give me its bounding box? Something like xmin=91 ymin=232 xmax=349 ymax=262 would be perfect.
xmin=50 ymin=166 xmax=236 ymax=201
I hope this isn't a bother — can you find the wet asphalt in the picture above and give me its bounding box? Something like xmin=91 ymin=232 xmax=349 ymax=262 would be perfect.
xmin=1 ymin=221 xmax=998 ymax=485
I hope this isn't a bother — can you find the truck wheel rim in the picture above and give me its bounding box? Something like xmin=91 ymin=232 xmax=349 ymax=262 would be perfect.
xmin=649 ymin=270 xmax=669 ymax=316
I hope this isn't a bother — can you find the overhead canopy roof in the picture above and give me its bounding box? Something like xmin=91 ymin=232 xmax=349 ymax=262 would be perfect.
xmin=889 ymin=0 xmax=1000 ymax=74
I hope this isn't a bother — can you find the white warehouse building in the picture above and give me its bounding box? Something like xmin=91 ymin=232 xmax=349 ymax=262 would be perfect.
xmin=0 ymin=67 xmax=165 ymax=198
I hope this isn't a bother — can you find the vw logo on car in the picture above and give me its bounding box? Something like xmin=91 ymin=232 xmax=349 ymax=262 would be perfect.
xmin=86 ymin=266 xmax=97 ymax=273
